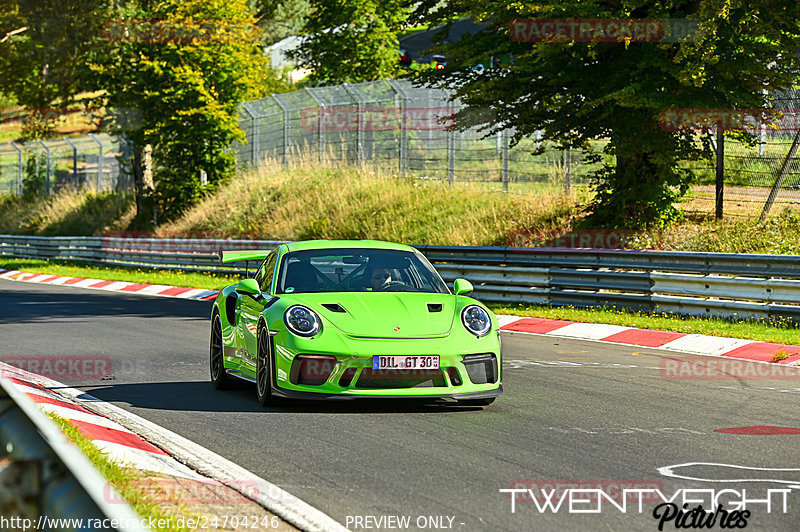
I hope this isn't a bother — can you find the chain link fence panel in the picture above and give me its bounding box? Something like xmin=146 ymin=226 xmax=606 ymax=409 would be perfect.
xmin=0 ymin=133 xmax=127 ymax=197
xmin=3 ymin=80 xmax=799 ymax=221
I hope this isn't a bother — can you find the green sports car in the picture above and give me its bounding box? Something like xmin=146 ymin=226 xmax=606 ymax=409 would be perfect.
xmin=210 ymin=240 xmax=502 ymax=406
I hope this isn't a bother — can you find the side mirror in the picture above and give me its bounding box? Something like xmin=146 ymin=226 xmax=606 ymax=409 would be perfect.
xmin=454 ymin=278 xmax=473 ymax=296
xmin=235 ymin=278 xmax=261 ymax=297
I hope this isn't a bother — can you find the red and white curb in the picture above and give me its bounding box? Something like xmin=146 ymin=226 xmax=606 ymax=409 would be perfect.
xmin=497 ymin=315 xmax=800 ymax=366
xmin=0 ymin=268 xmax=219 ymax=301
xmin=0 ymin=362 xmax=348 ymax=532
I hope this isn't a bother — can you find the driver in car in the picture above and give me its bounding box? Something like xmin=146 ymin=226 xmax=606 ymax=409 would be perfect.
xmin=367 ymin=266 xmax=392 ymax=291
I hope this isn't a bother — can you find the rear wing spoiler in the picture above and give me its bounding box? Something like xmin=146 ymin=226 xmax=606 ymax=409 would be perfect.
xmin=219 ymin=250 xmax=270 ymax=265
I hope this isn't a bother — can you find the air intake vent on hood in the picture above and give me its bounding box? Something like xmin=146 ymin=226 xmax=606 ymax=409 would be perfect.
xmin=322 ymin=303 xmax=346 ymax=313
xmin=427 ymin=303 xmax=443 ymax=312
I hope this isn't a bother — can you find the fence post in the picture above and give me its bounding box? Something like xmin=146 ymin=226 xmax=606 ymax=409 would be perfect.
xmin=760 ymin=128 xmax=800 ymax=221
xmin=715 ymin=127 xmax=724 ymax=220
xmin=388 ymin=80 xmax=409 ymax=175
xmin=447 ymin=102 xmax=455 ymax=186
xmin=10 ymin=142 xmax=22 ymax=196
xmin=501 ymin=129 xmax=509 ymax=194
xmin=563 ymin=148 xmax=571 ymax=195
xmin=240 ymin=102 xmax=258 ymax=167
xmin=304 ymin=88 xmax=326 ymax=163
xmin=342 ymin=83 xmax=364 ymax=166
xmin=272 ymin=94 xmax=290 ymax=168
xmin=36 ymin=140 xmax=51 ymax=195
xmin=88 ymin=133 xmax=103 ymax=190
xmin=63 ymin=137 xmax=78 ymax=185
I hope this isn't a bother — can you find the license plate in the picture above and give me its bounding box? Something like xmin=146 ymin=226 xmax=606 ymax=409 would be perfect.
xmin=372 ymin=355 xmax=439 ymax=370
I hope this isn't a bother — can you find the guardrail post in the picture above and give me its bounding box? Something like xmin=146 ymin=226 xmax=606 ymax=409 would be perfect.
xmin=88 ymin=133 xmax=103 ymax=190
xmin=272 ymin=95 xmax=290 ymax=168
xmin=9 ymin=142 xmax=22 ymax=196
xmin=36 ymin=140 xmax=51 ymax=196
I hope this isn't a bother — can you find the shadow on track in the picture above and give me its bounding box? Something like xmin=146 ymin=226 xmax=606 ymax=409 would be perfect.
xmin=68 ymin=380 xmax=488 ymax=414
xmin=0 ymin=279 xmax=212 ymax=324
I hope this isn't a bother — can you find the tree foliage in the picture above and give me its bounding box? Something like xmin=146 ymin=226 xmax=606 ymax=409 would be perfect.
xmin=91 ymin=0 xmax=280 ymax=223
xmin=0 ymin=0 xmax=116 ymax=138
xmin=414 ymin=1 xmax=800 ymax=228
xmin=253 ymin=0 xmax=311 ymax=45
xmin=293 ymin=0 xmax=410 ymax=84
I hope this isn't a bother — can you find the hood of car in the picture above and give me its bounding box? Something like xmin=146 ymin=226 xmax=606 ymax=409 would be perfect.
xmin=294 ymin=292 xmax=456 ymax=338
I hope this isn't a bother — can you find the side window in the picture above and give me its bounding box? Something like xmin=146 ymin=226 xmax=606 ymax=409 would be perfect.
xmin=259 ymin=251 xmax=278 ymax=292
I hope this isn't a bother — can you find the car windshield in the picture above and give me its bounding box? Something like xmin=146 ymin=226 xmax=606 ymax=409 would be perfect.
xmin=276 ymin=248 xmax=449 ymax=294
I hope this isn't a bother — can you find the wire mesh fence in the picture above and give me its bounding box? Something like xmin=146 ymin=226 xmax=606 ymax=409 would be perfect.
xmin=680 ymin=88 xmax=800 ymax=218
xmin=0 ymin=133 xmax=130 ymax=196
xmin=233 ymin=79 xmax=603 ymax=196
xmin=3 ymin=80 xmax=799 ymax=220
xmin=235 ymin=79 xmax=800 ymax=218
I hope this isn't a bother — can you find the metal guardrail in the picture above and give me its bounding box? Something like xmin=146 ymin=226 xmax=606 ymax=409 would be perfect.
xmin=2 ymin=235 xmax=800 ymax=321
xmin=0 ymin=235 xmax=287 ymax=275
xmin=0 ymin=369 xmax=148 ymax=530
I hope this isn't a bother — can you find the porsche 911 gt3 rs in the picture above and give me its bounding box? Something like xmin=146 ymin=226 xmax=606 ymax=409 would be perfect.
xmin=210 ymin=240 xmax=502 ymax=406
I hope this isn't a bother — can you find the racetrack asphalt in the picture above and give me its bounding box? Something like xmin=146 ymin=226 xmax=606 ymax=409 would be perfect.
xmin=2 ymin=278 xmax=799 ymax=531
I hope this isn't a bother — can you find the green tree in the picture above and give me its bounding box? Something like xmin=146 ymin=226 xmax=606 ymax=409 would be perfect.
xmin=253 ymin=0 xmax=311 ymax=45
xmin=414 ymin=1 xmax=800 ymax=228
xmin=0 ymin=0 xmax=116 ymax=138
xmin=92 ymin=0 xmax=280 ymax=224
xmin=293 ymin=0 xmax=410 ymax=84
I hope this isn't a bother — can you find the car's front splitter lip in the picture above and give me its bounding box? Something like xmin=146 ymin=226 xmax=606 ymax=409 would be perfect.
xmin=269 ymin=383 xmax=503 ymax=401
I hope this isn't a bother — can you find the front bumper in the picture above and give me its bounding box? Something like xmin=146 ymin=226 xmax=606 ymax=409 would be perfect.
xmin=270 ymin=384 xmax=503 ymax=401
xmin=270 ymin=331 xmax=502 ymax=399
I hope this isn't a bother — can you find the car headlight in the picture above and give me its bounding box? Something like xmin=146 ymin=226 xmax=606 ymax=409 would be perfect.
xmin=284 ymin=305 xmax=322 ymax=337
xmin=461 ymin=305 xmax=491 ymax=337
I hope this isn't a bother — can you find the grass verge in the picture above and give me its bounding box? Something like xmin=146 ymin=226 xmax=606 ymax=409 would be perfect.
xmin=3 ymin=257 xmax=798 ymax=345
xmin=1 ymin=156 xmax=799 ymax=254
xmin=0 ymin=189 xmax=135 ymax=236
xmin=46 ymin=413 xmax=192 ymax=531
xmin=158 ymin=158 xmax=578 ymax=246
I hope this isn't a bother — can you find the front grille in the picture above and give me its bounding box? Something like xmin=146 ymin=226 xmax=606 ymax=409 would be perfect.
xmin=445 ymin=367 xmax=462 ymax=386
xmin=338 ymin=367 xmax=357 ymax=387
xmin=355 ymin=369 xmax=446 ymax=389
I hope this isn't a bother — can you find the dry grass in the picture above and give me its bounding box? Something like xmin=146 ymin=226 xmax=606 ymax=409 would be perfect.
xmin=160 ymin=157 xmax=579 ymax=246
xmin=683 ymin=184 xmax=800 ymax=219
xmin=625 ymin=209 xmax=800 ymax=254
xmin=0 ymin=187 xmax=135 ymax=235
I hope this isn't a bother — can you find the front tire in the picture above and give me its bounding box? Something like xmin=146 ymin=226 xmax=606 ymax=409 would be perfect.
xmin=210 ymin=313 xmax=233 ymax=390
xmin=256 ymin=324 xmax=277 ymax=406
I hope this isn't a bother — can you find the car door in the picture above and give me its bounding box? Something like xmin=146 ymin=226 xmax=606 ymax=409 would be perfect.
xmin=236 ymin=250 xmax=278 ymax=372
